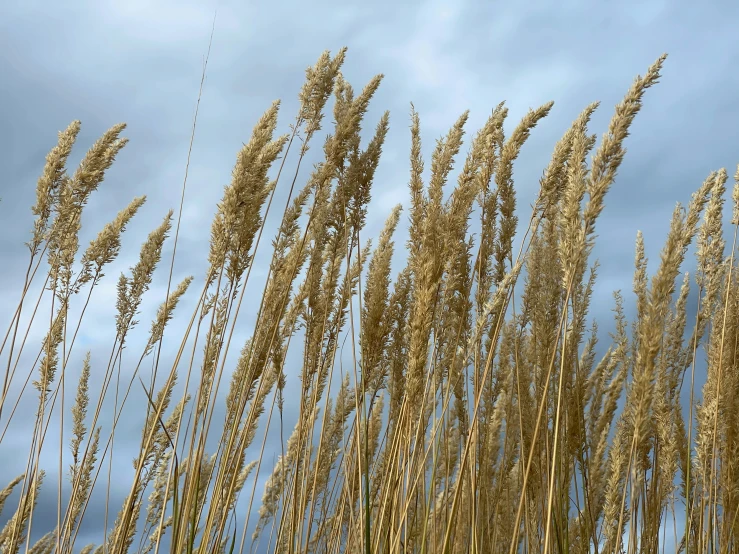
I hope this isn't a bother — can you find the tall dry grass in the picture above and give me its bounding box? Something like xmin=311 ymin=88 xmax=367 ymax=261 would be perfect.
xmin=1 ymin=46 xmax=738 ymax=554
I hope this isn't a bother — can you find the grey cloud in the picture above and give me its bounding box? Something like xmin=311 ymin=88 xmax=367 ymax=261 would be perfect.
xmin=1 ymin=0 xmax=737 ymax=551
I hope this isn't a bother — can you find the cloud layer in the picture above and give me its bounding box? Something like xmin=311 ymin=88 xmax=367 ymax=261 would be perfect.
xmin=1 ymin=0 xmax=737 ymax=550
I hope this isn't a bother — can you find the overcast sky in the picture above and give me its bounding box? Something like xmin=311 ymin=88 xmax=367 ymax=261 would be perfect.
xmin=1 ymin=0 xmax=739 ymax=551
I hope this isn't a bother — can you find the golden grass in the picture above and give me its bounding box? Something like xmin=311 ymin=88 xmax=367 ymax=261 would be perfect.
xmin=1 ymin=46 xmax=738 ymax=554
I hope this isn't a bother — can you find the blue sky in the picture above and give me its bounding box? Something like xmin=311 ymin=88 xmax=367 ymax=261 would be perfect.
xmin=1 ymin=0 xmax=739 ymax=551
